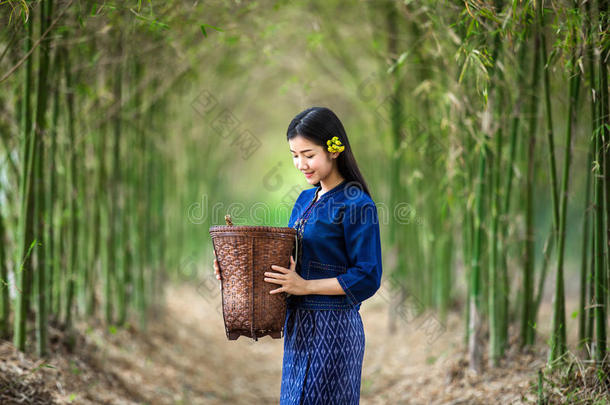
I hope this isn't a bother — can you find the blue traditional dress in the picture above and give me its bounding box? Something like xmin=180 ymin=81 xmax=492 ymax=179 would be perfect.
xmin=280 ymin=179 xmax=383 ymax=405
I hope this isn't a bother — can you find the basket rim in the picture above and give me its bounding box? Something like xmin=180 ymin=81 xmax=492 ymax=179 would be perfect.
xmin=209 ymin=225 xmax=296 ymax=234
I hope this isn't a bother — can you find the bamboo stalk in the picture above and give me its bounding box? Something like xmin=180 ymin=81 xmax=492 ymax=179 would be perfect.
xmin=522 ymin=15 xmax=542 ymax=347
xmin=549 ymin=26 xmax=581 ymax=364
xmin=498 ymin=40 xmax=527 ymax=356
xmin=33 ymin=0 xmax=54 ymax=357
xmin=62 ymin=45 xmax=77 ymax=329
xmin=579 ymin=134 xmax=594 ymax=350
xmin=14 ymin=7 xmax=36 ymax=352
xmin=538 ymin=0 xmax=560 ymax=239
xmin=594 ymin=0 xmax=608 ymax=364
xmin=489 ymin=88 xmax=503 ymax=366
xmin=0 ymin=206 xmax=8 ymax=339
xmin=46 ymin=48 xmax=60 ymax=320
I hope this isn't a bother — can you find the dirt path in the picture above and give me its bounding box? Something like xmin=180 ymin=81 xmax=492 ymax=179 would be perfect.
xmin=2 ymin=281 xmax=559 ymax=404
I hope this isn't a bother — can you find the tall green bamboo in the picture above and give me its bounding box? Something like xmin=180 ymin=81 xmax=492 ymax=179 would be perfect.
xmin=468 ymin=127 xmax=486 ymax=372
xmin=383 ymin=0 xmax=411 ymax=333
xmin=586 ymin=236 xmax=596 ymax=352
xmin=136 ymin=106 xmax=149 ymax=328
xmin=579 ymin=133 xmax=593 ymax=350
xmin=498 ymin=39 xmax=527 ymax=355
xmin=82 ymin=37 xmax=102 ymax=319
xmin=538 ymin=0 xmax=560 ymax=239
xmin=102 ymin=112 xmax=112 ymax=325
xmin=118 ymin=57 xmax=142 ymax=326
xmin=488 ymin=90 xmax=503 ymax=365
xmin=537 ymin=0 xmax=565 ymax=360
xmin=581 ymin=0 xmax=597 ymax=356
xmin=14 ymin=7 xmax=37 ymax=352
xmin=46 ymin=49 xmax=60 ymax=321
xmin=78 ymin=39 xmax=101 ymax=318
xmin=33 ymin=0 xmax=54 ymax=356
xmin=521 ymin=3 xmax=560 ymax=343
xmin=487 ymin=0 xmax=506 ymax=365
xmin=86 ymin=146 xmax=101 ymax=318
xmin=462 ymin=111 xmax=475 ymax=348
xmin=131 ymin=60 xmax=145 ymax=326
xmin=108 ymin=32 xmax=124 ymax=325
xmin=549 ymin=9 xmax=581 ymax=363
xmin=62 ymin=45 xmax=78 ymax=329
xmin=75 ymin=109 xmax=89 ymax=321
xmin=593 ymin=0 xmax=608 ymax=363
xmin=593 ymin=105 xmax=607 ymax=363
xmin=603 ymin=4 xmax=610 ymax=318
xmin=522 ymin=15 xmax=542 ymax=347
xmin=0 ymin=207 xmax=8 ymax=339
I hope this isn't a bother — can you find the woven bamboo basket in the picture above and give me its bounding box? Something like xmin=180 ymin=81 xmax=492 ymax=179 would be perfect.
xmin=209 ymin=215 xmax=297 ymax=341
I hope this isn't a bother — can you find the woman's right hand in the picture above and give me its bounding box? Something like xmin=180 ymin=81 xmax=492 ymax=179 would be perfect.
xmin=213 ymin=252 xmax=221 ymax=281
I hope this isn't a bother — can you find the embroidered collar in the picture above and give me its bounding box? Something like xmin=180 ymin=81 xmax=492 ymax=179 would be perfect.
xmin=313 ymin=179 xmax=347 ymax=203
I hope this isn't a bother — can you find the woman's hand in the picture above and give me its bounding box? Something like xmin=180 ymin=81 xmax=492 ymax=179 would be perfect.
xmin=265 ymin=255 xmax=309 ymax=295
xmin=213 ymin=250 xmax=221 ymax=281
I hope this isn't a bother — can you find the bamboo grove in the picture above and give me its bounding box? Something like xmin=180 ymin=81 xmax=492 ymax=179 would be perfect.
xmin=453 ymin=0 xmax=610 ymax=370
xmin=362 ymin=0 xmax=610 ymax=373
xmin=0 ymin=2 xmax=190 ymax=356
xmin=0 ymin=0 xmax=609 ymax=383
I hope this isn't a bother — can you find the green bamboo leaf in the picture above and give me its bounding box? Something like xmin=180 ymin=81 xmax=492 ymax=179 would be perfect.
xmin=388 ymin=51 xmax=409 ymax=74
xmin=478 ymin=7 xmax=502 ymax=24
xmin=466 ymin=16 xmax=477 ymax=37
xmin=458 ymin=54 xmax=470 ymax=84
xmin=200 ymin=23 xmax=224 ymax=38
xmin=16 ymin=239 xmax=37 ymax=277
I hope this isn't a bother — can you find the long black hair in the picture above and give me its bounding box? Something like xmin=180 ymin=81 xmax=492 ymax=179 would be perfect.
xmin=286 ymin=106 xmax=372 ymax=198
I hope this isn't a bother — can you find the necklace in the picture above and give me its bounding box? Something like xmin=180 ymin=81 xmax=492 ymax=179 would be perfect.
xmin=290 ymin=179 xmax=346 ymax=271
xmin=292 ymin=188 xmax=321 ymax=271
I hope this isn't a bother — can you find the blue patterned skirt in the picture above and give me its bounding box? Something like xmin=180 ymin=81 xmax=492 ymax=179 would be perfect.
xmin=280 ymin=307 xmax=366 ymax=404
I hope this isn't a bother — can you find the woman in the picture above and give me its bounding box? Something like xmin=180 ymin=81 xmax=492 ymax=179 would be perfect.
xmin=214 ymin=107 xmax=383 ymax=404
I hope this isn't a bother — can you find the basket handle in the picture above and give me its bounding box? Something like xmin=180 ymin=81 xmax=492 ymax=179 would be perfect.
xmin=294 ymin=233 xmax=298 ymax=271
xmin=285 ymin=233 xmax=298 ymax=300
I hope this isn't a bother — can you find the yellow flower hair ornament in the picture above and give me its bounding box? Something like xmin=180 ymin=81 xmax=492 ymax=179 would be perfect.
xmin=326 ymin=136 xmax=345 ymax=153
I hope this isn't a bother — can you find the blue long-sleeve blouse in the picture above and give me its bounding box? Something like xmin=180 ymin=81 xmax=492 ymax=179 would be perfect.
xmin=286 ymin=179 xmax=383 ymax=311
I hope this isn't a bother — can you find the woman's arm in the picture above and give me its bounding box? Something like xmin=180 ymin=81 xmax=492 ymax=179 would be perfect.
xmin=336 ymin=200 xmax=383 ymax=308
xmin=305 ymin=277 xmax=346 ymax=295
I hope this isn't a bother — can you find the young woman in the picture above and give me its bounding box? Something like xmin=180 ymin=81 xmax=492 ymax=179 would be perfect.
xmin=214 ymin=106 xmax=383 ymax=404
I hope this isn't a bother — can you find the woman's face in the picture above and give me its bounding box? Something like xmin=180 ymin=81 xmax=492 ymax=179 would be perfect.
xmin=289 ymin=135 xmax=337 ymax=185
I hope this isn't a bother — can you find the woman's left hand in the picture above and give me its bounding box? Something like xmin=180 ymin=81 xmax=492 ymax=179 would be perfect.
xmin=265 ymin=255 xmax=308 ymax=295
